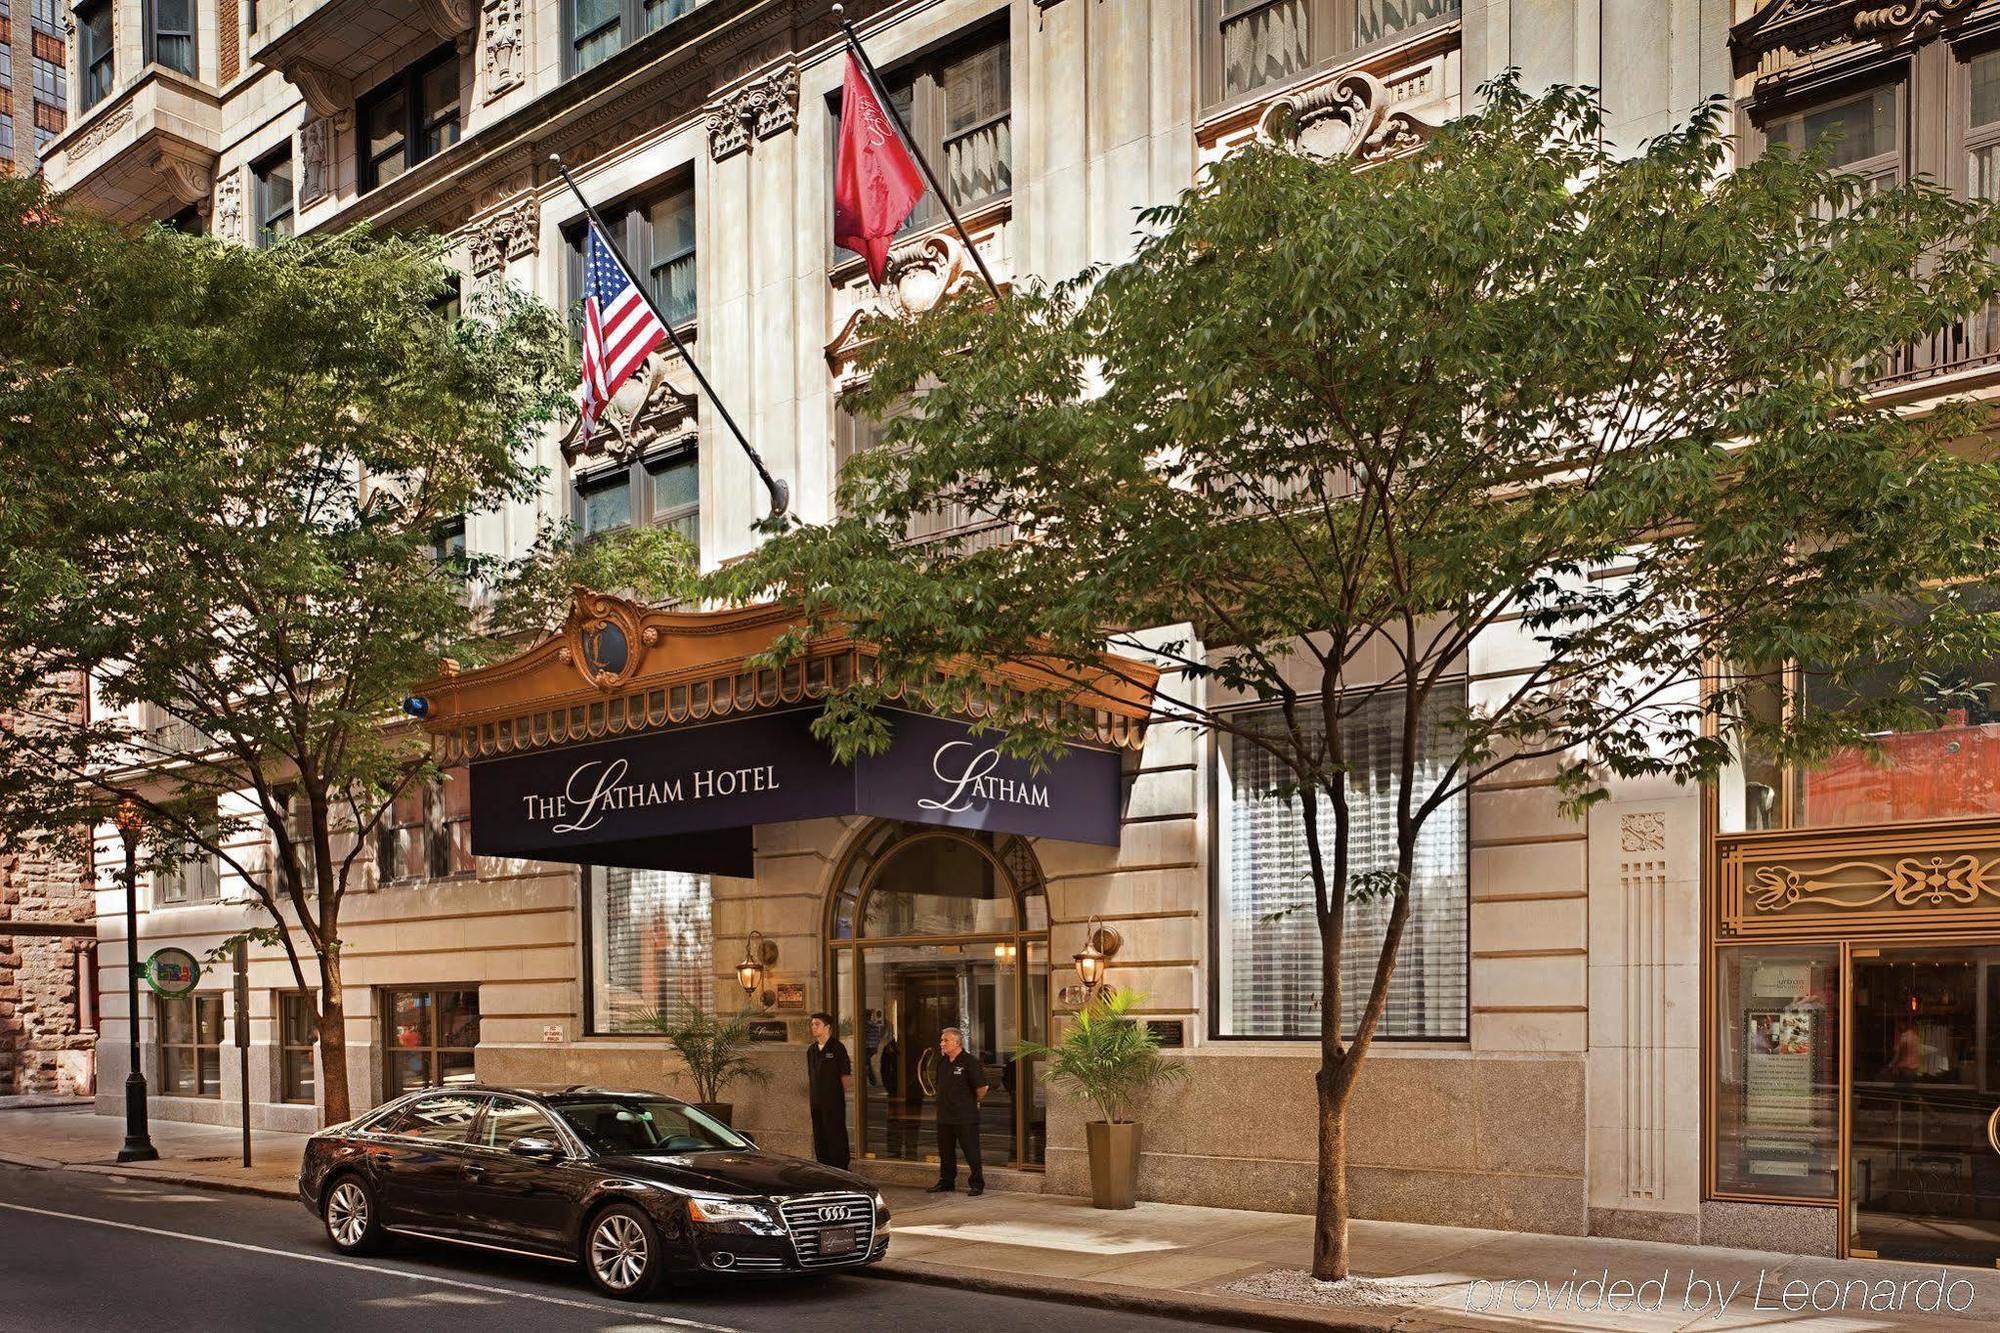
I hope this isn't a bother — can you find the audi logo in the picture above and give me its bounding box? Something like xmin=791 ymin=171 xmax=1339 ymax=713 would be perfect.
xmin=815 ymin=1204 xmax=855 ymax=1222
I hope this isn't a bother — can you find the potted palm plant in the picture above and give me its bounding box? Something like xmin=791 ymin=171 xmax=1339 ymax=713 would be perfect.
xmin=633 ymin=1005 xmax=768 ymax=1127
xmin=1018 ymin=988 xmax=1186 ymax=1209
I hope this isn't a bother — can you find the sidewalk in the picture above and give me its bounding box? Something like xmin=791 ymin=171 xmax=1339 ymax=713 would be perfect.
xmin=1 ymin=1104 xmax=1991 ymax=1332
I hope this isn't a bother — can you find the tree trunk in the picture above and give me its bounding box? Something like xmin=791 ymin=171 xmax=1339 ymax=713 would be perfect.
xmin=317 ymin=951 xmax=351 ymax=1125
xmin=1312 ymin=1059 xmax=1354 ymax=1280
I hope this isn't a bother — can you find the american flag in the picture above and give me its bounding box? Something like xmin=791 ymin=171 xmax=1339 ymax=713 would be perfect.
xmin=578 ymin=222 xmax=667 ymax=443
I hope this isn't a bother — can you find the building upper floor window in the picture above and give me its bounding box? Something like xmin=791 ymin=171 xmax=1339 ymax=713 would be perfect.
xmin=566 ymin=0 xmax=704 ymax=78
xmin=357 ymin=47 xmax=461 ymax=194
xmin=253 ymin=146 xmax=294 ymax=246
xmin=565 ymin=181 xmax=697 ymax=331
xmin=572 ymin=447 xmax=700 ymax=552
xmin=1765 ymin=83 xmax=1903 ymax=190
xmin=77 ymin=0 xmax=114 ymax=110
xmin=145 ymin=0 xmax=197 ymax=77
xmin=1200 ymin=0 xmax=1459 ymax=113
xmin=156 ymin=835 xmax=221 ymax=905
xmin=835 ymin=23 xmax=1012 ymax=248
xmin=376 ymin=767 xmax=473 ymax=883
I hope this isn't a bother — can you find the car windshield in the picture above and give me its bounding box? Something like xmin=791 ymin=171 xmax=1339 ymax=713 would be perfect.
xmin=555 ymin=1098 xmax=750 ymax=1156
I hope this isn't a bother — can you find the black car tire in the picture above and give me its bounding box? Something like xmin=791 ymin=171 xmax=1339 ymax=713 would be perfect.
xmin=582 ymin=1203 xmax=664 ymax=1301
xmin=322 ymin=1173 xmax=387 ymax=1256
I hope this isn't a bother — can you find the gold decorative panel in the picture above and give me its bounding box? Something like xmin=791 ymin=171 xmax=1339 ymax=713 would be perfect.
xmin=1716 ymin=819 xmax=2000 ymax=941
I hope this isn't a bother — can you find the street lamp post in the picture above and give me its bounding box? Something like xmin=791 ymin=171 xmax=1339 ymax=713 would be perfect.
xmin=114 ymin=797 xmax=158 ymax=1163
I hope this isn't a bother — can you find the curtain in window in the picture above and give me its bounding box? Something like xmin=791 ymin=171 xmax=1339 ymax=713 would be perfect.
xmin=1219 ymin=684 xmax=1468 ymax=1038
xmin=1221 ymin=0 xmax=1310 ymax=101
xmin=592 ymin=867 xmax=713 ymax=1031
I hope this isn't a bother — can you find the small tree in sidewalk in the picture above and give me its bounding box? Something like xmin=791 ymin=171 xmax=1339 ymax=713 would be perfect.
xmin=723 ymin=80 xmax=2000 ymax=1277
xmin=0 ymin=181 xmax=576 ymax=1122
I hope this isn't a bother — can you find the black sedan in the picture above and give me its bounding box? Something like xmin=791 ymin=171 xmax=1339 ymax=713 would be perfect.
xmin=297 ymin=1085 xmax=889 ymax=1299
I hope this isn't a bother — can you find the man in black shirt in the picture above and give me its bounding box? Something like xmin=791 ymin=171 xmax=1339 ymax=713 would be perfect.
xmin=806 ymin=1012 xmax=852 ymax=1169
xmin=926 ymin=1026 xmax=989 ymax=1196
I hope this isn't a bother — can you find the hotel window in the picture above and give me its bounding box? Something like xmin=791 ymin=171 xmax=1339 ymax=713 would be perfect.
xmin=375 ymin=767 xmax=473 ymax=883
xmin=156 ymin=822 xmax=221 ymax=906
xmin=1764 ymin=82 xmax=1904 ymax=197
xmin=586 ymin=866 xmax=713 ymax=1033
xmin=835 ymin=23 xmax=1011 ymax=247
xmin=1214 ymin=682 xmax=1470 ymax=1039
xmin=570 ymin=448 xmax=699 ymax=553
xmin=565 ymin=181 xmax=698 ymax=331
xmin=158 ymin=993 xmax=223 ymax=1096
xmin=1199 ymin=0 xmax=1460 ymax=113
xmin=252 ymin=146 xmax=294 ymax=246
xmin=383 ymin=986 xmax=480 ymax=1095
xmin=75 ymin=0 xmax=112 ymax=110
xmin=357 ymin=47 xmax=461 ymax=193
xmin=145 ymin=0 xmax=197 ymax=77
xmin=565 ymin=0 xmax=705 ymax=78
xmin=278 ymin=991 xmax=316 ymax=1103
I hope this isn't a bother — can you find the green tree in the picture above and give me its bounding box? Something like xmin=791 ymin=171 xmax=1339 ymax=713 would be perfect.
xmin=723 ymin=81 xmax=2000 ymax=1277
xmin=486 ymin=520 xmax=698 ymax=641
xmin=0 ymin=180 xmax=573 ymax=1122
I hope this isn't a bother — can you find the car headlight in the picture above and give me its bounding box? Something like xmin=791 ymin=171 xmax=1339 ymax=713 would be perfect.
xmin=686 ymin=1195 xmax=774 ymax=1225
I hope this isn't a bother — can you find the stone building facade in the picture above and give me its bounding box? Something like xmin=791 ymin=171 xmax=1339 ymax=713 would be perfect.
xmin=52 ymin=0 xmax=2000 ymax=1270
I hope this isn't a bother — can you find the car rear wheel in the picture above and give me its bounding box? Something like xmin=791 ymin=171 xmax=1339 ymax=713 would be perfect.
xmin=323 ymin=1174 xmax=386 ymax=1255
xmin=583 ymin=1204 xmax=663 ymax=1300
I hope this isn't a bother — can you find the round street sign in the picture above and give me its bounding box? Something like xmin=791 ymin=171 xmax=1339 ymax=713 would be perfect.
xmin=144 ymin=947 xmax=202 ymax=998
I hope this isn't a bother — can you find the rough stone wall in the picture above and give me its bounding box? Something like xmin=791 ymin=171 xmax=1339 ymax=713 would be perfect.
xmin=0 ymin=685 xmax=97 ymax=1097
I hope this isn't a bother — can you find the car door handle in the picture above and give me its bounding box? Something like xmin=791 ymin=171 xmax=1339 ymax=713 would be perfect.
xmin=463 ymin=1163 xmax=486 ymax=1179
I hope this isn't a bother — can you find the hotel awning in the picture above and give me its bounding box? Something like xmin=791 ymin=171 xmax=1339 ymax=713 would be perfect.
xmin=414 ymin=593 xmax=1157 ymax=876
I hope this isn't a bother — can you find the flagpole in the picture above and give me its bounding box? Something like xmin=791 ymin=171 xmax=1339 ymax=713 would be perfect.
xmin=548 ymin=153 xmax=789 ymax=519
xmin=829 ymin=4 xmax=1004 ymax=303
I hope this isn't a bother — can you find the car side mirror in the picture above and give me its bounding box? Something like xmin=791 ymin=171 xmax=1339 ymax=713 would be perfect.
xmin=508 ymin=1135 xmax=565 ymax=1161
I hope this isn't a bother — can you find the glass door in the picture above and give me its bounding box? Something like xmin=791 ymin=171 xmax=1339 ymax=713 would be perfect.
xmin=1848 ymin=944 xmax=2000 ymax=1266
xmin=859 ymin=942 xmax=1020 ymax=1167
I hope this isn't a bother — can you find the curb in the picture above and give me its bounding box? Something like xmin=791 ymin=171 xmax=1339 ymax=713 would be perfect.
xmin=864 ymin=1257 xmax=1406 ymax=1333
xmin=0 ymin=1149 xmax=297 ymax=1201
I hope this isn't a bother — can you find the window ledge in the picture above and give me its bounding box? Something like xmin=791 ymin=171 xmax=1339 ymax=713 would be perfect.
xmin=1193 ymin=17 xmax=1461 ymax=150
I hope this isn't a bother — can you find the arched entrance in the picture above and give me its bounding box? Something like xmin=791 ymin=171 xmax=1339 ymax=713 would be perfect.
xmin=827 ymin=823 xmax=1051 ymax=1169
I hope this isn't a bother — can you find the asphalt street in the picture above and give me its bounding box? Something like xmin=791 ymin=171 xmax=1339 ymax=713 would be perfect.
xmin=0 ymin=1163 xmax=1231 ymax=1332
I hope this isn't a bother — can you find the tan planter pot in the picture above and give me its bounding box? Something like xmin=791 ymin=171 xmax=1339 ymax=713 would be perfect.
xmin=1085 ymin=1120 xmax=1141 ymax=1209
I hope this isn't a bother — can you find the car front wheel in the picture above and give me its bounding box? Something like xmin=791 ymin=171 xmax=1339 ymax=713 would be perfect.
xmin=322 ymin=1174 xmax=386 ymax=1255
xmin=583 ymin=1204 xmax=663 ymax=1300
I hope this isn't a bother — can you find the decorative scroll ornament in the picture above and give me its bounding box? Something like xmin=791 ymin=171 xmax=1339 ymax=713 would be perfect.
xmin=564 ymin=590 xmax=655 ymax=691
xmin=559 ymin=352 xmax=698 ymax=465
xmin=64 ymin=105 xmax=135 ymax=163
xmin=151 ymin=147 xmax=214 ymax=208
xmin=481 ymin=0 xmax=527 ymax=102
xmin=281 ymin=58 xmax=354 ymax=121
xmin=299 ymin=116 xmax=332 ymax=206
xmin=1257 ymin=70 xmax=1435 ymax=161
xmin=466 ymin=198 xmax=539 ymax=276
xmin=707 ymin=67 xmax=801 ymax=161
xmin=417 ymin=0 xmax=478 ymax=49
xmin=1853 ymin=0 xmax=1977 ymax=38
xmin=825 ymin=231 xmax=990 ymax=373
xmin=1749 ymin=854 xmax=2000 ymax=912
xmin=1620 ymin=811 xmax=1667 ymax=853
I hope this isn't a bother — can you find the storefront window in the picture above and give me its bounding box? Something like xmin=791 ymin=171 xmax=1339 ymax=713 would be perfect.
xmin=1714 ymin=945 xmax=1840 ymax=1200
xmin=1215 ymin=684 xmax=1469 ymax=1039
xmin=587 ymin=866 xmax=712 ymax=1032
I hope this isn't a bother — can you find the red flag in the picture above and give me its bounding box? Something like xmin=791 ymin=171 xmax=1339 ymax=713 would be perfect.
xmin=833 ymin=53 xmax=925 ymax=286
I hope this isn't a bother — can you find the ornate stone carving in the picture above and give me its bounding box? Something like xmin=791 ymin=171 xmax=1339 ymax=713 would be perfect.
xmin=281 ymin=58 xmax=354 ymax=121
xmin=64 ymin=106 xmax=135 ymax=163
xmin=707 ymin=67 xmax=801 ymax=161
xmin=1733 ymin=0 xmax=1978 ymax=75
xmin=213 ymin=169 xmax=245 ymax=243
xmin=560 ymin=353 xmax=699 ymax=464
xmin=564 ymin=589 xmax=650 ymax=692
xmin=299 ymin=116 xmax=332 ymax=207
xmin=1257 ymin=70 xmax=1435 ymax=161
xmin=418 ymin=0 xmax=478 ymax=49
xmin=151 ymin=147 xmax=215 ymax=208
xmin=1620 ymin=811 xmax=1668 ymax=853
xmin=481 ymin=0 xmax=527 ymax=102
xmin=466 ymin=198 xmax=539 ymax=276
xmin=1852 ymin=0 xmax=1976 ymax=38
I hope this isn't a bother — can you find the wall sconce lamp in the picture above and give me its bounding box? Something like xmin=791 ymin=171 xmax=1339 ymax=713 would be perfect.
xmin=1061 ymin=916 xmax=1122 ymax=1007
xmin=736 ymin=931 xmax=778 ymax=1007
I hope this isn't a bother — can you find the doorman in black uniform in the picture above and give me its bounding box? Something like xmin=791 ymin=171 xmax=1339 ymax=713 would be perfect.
xmin=927 ymin=1026 xmax=989 ymax=1196
xmin=806 ymin=1012 xmax=852 ymax=1169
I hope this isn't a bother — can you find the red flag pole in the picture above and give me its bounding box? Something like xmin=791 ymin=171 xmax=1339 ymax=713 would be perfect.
xmin=830 ymin=4 xmax=1005 ymax=303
